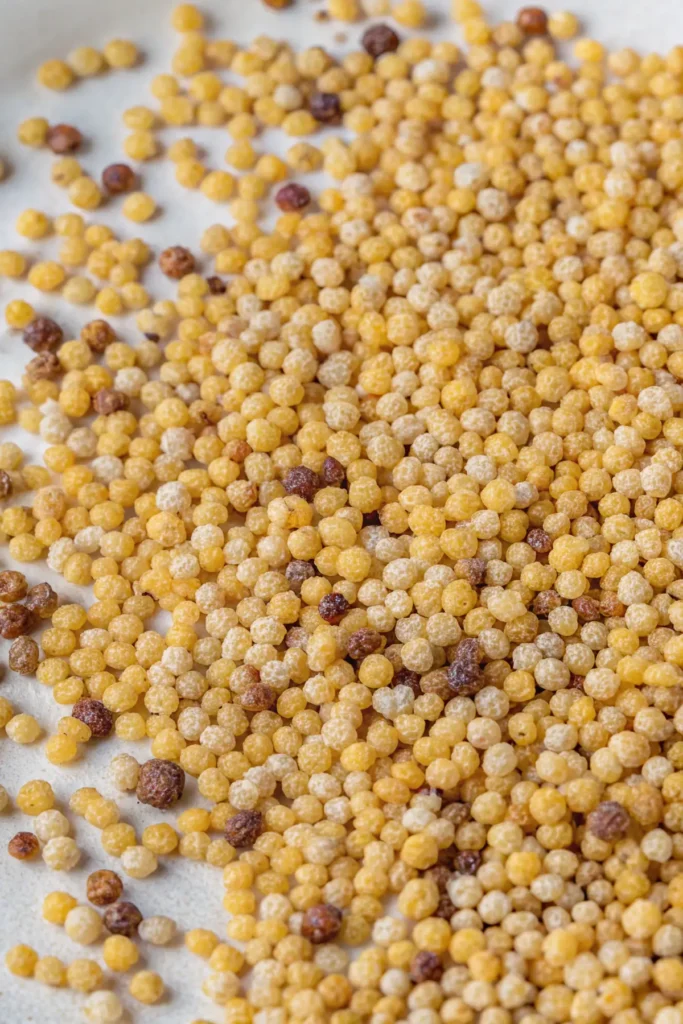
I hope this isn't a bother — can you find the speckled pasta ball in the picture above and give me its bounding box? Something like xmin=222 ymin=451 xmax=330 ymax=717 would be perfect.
xmin=72 ymin=698 xmax=114 ymax=737
xmin=136 ymin=758 xmax=185 ymax=808
xmin=102 ymin=901 xmax=142 ymax=937
xmin=86 ymin=870 xmax=123 ymax=906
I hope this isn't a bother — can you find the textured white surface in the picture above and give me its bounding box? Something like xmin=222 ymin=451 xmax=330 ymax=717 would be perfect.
xmin=1 ymin=0 xmax=683 ymax=1021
